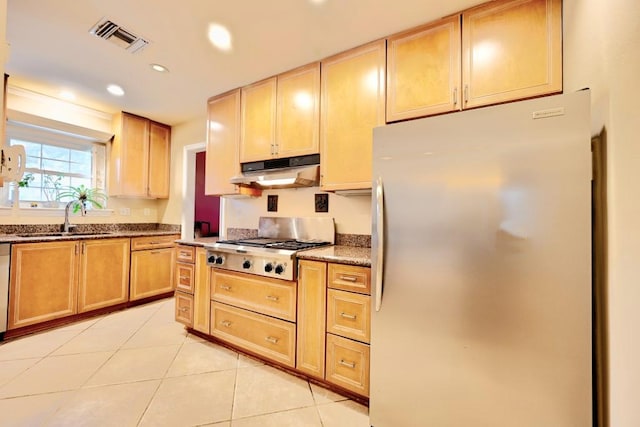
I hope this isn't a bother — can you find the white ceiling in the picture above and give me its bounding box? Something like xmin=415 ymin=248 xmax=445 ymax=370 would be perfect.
xmin=6 ymin=0 xmax=482 ymax=126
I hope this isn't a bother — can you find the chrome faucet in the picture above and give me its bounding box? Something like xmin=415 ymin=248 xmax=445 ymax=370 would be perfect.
xmin=63 ymin=200 xmax=86 ymax=233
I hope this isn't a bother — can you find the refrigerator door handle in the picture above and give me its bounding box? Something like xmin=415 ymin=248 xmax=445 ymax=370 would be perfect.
xmin=374 ymin=176 xmax=384 ymax=312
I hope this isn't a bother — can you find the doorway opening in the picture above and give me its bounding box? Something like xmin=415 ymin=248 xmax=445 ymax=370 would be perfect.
xmin=194 ymin=151 xmax=220 ymax=237
xmin=181 ymin=143 xmax=223 ymax=240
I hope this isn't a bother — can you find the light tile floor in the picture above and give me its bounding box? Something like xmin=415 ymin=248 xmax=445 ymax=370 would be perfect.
xmin=0 ymin=298 xmax=370 ymax=427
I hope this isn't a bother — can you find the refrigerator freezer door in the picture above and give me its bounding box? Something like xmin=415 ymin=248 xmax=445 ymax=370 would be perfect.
xmin=370 ymin=91 xmax=592 ymax=427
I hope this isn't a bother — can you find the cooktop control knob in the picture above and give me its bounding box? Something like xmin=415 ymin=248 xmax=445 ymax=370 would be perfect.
xmin=207 ymin=255 xmax=216 ymax=264
xmin=215 ymin=256 xmax=224 ymax=265
xmin=275 ymin=264 xmax=285 ymax=275
xmin=242 ymin=260 xmax=252 ymax=269
xmin=264 ymin=263 xmax=273 ymax=273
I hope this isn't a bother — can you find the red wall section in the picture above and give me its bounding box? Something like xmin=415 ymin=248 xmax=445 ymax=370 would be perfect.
xmin=194 ymin=151 xmax=220 ymax=236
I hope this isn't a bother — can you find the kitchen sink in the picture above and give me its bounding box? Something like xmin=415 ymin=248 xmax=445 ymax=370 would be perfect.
xmin=15 ymin=231 xmax=114 ymax=238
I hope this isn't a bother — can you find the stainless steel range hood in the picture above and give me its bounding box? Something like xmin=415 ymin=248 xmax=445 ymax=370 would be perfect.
xmin=230 ymin=154 xmax=320 ymax=188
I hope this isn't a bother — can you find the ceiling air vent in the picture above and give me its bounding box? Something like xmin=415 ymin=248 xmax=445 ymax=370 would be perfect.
xmin=89 ymin=19 xmax=149 ymax=53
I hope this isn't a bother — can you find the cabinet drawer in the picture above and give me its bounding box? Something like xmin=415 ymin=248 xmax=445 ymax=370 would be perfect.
xmin=176 ymin=245 xmax=195 ymax=263
xmin=327 ymin=289 xmax=371 ymax=344
xmin=175 ymin=262 xmax=195 ymax=293
xmin=328 ymin=264 xmax=371 ymax=295
xmin=131 ymin=234 xmax=179 ymax=251
xmin=326 ymin=333 xmax=370 ymax=397
xmin=175 ymin=291 xmax=193 ymax=327
xmin=211 ymin=302 xmax=296 ymax=367
xmin=211 ymin=270 xmax=296 ymax=322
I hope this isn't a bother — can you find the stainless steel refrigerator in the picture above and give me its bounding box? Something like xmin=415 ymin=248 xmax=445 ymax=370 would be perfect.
xmin=370 ymin=91 xmax=592 ymax=426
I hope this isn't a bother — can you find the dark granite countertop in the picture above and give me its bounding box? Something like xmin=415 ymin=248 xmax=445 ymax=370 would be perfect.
xmin=175 ymin=237 xmax=219 ymax=247
xmin=0 ymin=230 xmax=181 ymax=244
xmin=297 ymin=245 xmax=371 ymax=267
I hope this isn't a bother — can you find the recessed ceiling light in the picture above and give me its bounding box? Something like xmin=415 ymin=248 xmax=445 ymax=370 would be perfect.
xmin=309 ymin=0 xmax=327 ymax=4
xmin=59 ymin=90 xmax=76 ymax=101
xmin=207 ymin=23 xmax=232 ymax=52
xmin=150 ymin=63 xmax=169 ymax=73
xmin=107 ymin=84 xmax=125 ymax=96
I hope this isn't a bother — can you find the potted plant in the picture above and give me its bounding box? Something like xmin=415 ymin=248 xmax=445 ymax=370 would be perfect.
xmin=57 ymin=184 xmax=107 ymax=214
xmin=43 ymin=174 xmax=63 ymax=208
xmin=17 ymin=173 xmax=34 ymax=188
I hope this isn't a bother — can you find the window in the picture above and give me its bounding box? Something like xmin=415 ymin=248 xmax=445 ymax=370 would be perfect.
xmin=5 ymin=122 xmax=107 ymax=207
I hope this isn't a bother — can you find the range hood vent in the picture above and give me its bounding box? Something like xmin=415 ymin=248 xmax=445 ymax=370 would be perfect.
xmin=230 ymin=154 xmax=320 ymax=189
xmin=89 ymin=19 xmax=149 ymax=53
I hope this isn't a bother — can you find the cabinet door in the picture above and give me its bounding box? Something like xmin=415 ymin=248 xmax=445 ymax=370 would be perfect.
xmin=240 ymin=77 xmax=277 ymax=163
xmin=387 ymin=15 xmax=461 ymax=122
xmin=320 ymin=40 xmax=386 ymax=191
xmin=8 ymin=241 xmax=78 ymax=329
xmin=130 ymin=247 xmax=175 ymax=301
xmin=462 ymin=0 xmax=562 ymax=108
xmin=276 ymin=63 xmax=320 ymax=158
xmin=296 ymin=260 xmax=327 ymax=379
xmin=110 ymin=112 xmax=149 ymax=197
xmin=327 ymin=289 xmax=371 ymax=344
xmin=148 ymin=121 xmax=171 ymax=198
xmin=205 ymin=90 xmax=243 ymax=196
xmin=78 ymin=238 xmax=130 ymax=313
xmin=175 ymin=291 xmax=193 ymax=327
xmin=193 ymin=247 xmax=211 ymax=334
xmin=326 ymin=333 xmax=370 ymax=397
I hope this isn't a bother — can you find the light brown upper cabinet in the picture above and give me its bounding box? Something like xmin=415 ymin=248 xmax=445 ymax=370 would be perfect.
xmin=240 ymin=77 xmax=277 ymax=163
xmin=110 ymin=112 xmax=171 ymax=198
xmin=387 ymin=15 xmax=462 ymax=122
xmin=387 ymin=0 xmax=562 ymax=121
xmin=462 ymin=0 xmax=562 ymax=108
xmin=148 ymin=122 xmax=171 ymax=198
xmin=320 ymin=41 xmax=386 ymax=191
xmin=205 ymin=90 xmax=262 ymax=197
xmin=240 ymin=63 xmax=320 ymax=163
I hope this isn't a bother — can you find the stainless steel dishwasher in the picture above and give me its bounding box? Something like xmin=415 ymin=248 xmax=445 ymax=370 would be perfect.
xmin=0 ymin=244 xmax=10 ymax=339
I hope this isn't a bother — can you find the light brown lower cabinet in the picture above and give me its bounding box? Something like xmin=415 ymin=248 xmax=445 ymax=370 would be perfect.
xmin=8 ymin=238 xmax=130 ymax=330
xmin=211 ymin=301 xmax=296 ymax=367
xmin=8 ymin=241 xmax=79 ymax=329
xmin=296 ymin=259 xmax=327 ymax=379
xmin=297 ymin=260 xmax=372 ymax=397
xmin=326 ymin=333 xmax=371 ymax=396
xmin=175 ymin=291 xmax=194 ymax=328
xmin=130 ymin=235 xmax=178 ymax=301
xmin=78 ymin=238 xmax=130 ymax=313
xmin=175 ymin=246 xmax=210 ymax=334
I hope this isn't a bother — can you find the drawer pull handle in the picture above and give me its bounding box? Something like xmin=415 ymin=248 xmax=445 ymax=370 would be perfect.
xmin=340 ymin=312 xmax=357 ymax=320
xmin=265 ymin=336 xmax=279 ymax=344
xmin=221 ymin=320 xmax=232 ymax=327
xmin=150 ymin=250 xmax=163 ymax=255
xmin=179 ymin=275 xmax=190 ymax=280
xmin=180 ymin=307 xmax=188 ymax=312
xmin=220 ymin=285 xmax=232 ymax=291
xmin=149 ymin=241 xmax=160 ymax=245
xmin=266 ymin=295 xmax=279 ymax=302
xmin=339 ymin=275 xmax=358 ymax=282
xmin=339 ymin=359 xmax=356 ymax=369
xmin=179 ymin=251 xmax=190 ymax=257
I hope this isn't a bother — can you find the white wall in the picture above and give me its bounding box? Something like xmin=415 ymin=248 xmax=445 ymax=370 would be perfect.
xmin=564 ymin=0 xmax=640 ymax=426
xmin=222 ymin=187 xmax=372 ymax=236
xmin=158 ymin=115 xmax=207 ymax=226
